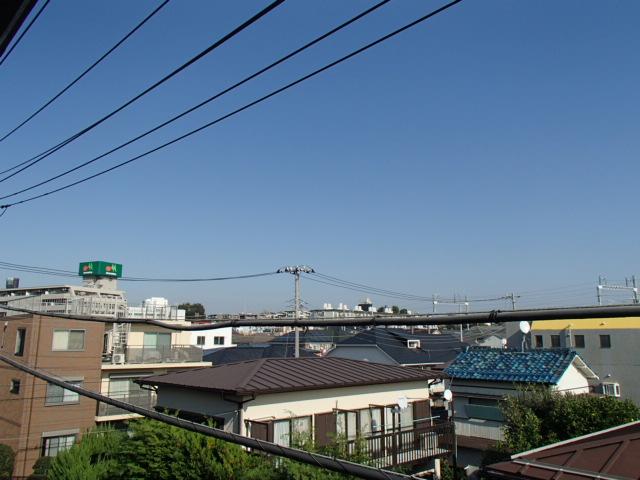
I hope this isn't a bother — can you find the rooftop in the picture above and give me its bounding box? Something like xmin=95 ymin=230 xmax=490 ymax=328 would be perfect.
xmin=139 ymin=357 xmax=443 ymax=396
xmin=335 ymin=328 xmax=467 ymax=365
xmin=485 ymin=420 xmax=640 ymax=479
xmin=445 ymin=348 xmax=597 ymax=384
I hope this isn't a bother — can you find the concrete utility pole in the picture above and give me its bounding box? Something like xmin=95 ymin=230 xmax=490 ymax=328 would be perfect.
xmin=278 ymin=265 xmax=314 ymax=358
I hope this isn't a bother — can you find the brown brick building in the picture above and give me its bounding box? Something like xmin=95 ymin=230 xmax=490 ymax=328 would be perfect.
xmin=0 ymin=314 xmax=103 ymax=477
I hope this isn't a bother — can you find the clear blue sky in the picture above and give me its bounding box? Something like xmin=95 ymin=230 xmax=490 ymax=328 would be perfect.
xmin=0 ymin=0 xmax=638 ymax=313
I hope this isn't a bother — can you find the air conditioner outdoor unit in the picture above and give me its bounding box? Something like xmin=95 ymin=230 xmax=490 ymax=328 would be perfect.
xmin=602 ymin=382 xmax=621 ymax=397
xmin=112 ymin=353 xmax=126 ymax=365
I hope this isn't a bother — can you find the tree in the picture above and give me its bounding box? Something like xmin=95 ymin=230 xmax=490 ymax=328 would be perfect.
xmin=29 ymin=456 xmax=53 ymax=479
xmin=491 ymin=386 xmax=640 ymax=461
xmin=178 ymin=303 xmax=205 ymax=319
xmin=391 ymin=306 xmax=400 ymax=314
xmin=399 ymin=308 xmax=408 ymax=314
xmin=0 ymin=444 xmax=14 ymax=480
xmin=47 ymin=428 xmax=125 ymax=480
xmin=376 ymin=307 xmax=385 ymax=313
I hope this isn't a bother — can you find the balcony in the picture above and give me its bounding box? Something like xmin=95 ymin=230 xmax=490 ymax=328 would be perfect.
xmin=97 ymin=392 xmax=155 ymax=418
xmin=103 ymin=345 xmax=203 ymax=365
xmin=343 ymin=422 xmax=454 ymax=468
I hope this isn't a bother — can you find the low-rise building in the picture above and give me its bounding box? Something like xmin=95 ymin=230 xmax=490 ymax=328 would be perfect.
xmin=327 ymin=328 xmax=467 ymax=370
xmin=444 ymin=347 xmax=598 ymax=468
xmin=139 ymin=357 xmax=454 ymax=469
xmin=484 ymin=420 xmax=640 ymax=479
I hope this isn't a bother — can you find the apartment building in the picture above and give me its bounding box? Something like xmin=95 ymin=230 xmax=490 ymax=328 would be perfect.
xmin=0 ymin=313 xmax=104 ymax=477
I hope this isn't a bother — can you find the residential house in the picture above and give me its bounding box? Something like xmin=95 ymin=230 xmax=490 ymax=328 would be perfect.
xmin=484 ymin=420 xmax=640 ymax=479
xmin=444 ymin=347 xmax=599 ymax=468
xmin=269 ymin=330 xmax=337 ymax=352
xmin=327 ymin=328 xmax=468 ymax=370
xmin=139 ymin=357 xmax=454 ymax=469
xmin=507 ymin=316 xmax=640 ymax=404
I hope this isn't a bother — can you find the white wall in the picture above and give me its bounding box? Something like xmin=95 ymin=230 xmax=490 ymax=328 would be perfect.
xmin=244 ymin=381 xmax=428 ymax=421
xmin=555 ymin=361 xmax=590 ymax=395
xmin=190 ymin=328 xmax=235 ymax=349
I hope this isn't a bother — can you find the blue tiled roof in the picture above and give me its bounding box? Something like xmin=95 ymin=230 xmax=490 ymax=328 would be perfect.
xmin=444 ymin=347 xmax=578 ymax=384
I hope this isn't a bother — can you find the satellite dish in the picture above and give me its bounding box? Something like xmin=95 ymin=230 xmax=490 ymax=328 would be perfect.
xmin=397 ymin=396 xmax=408 ymax=410
xmin=519 ymin=321 xmax=531 ymax=334
xmin=443 ymin=389 xmax=453 ymax=401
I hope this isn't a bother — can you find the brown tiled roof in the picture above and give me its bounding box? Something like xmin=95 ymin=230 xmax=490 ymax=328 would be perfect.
xmin=484 ymin=421 xmax=640 ymax=480
xmin=139 ymin=357 xmax=443 ymax=395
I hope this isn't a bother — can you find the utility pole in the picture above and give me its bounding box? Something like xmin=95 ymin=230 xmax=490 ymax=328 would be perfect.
xmin=278 ymin=265 xmax=314 ymax=358
xmin=597 ymin=275 xmax=639 ymax=305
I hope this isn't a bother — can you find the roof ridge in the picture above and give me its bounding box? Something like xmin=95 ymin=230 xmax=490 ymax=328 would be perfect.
xmin=236 ymin=358 xmax=268 ymax=390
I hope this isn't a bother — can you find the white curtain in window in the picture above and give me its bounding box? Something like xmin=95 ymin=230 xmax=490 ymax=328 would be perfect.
xmin=399 ymin=406 xmax=413 ymax=431
xmin=360 ymin=409 xmax=372 ymax=436
xmin=347 ymin=412 xmax=357 ymax=440
xmin=52 ymin=331 xmax=68 ymax=350
xmin=273 ymin=420 xmax=290 ymax=447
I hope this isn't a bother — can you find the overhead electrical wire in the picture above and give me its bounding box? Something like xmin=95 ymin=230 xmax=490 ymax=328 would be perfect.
xmin=0 ymin=0 xmax=51 ymax=68
xmin=0 ymin=0 xmax=464 ymax=211
xmin=0 ymin=0 xmax=393 ymax=201
xmin=0 ymin=0 xmax=171 ymax=144
xmin=0 ymin=0 xmax=286 ymax=183
xmin=0 ymin=260 xmax=280 ymax=282
xmin=0 ymin=354 xmax=410 ymax=480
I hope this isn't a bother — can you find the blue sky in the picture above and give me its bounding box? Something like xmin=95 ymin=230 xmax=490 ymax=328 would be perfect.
xmin=0 ymin=0 xmax=638 ymax=313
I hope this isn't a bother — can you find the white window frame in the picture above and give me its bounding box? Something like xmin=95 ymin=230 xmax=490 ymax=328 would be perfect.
xmin=407 ymin=339 xmax=420 ymax=349
xmin=196 ymin=336 xmax=206 ymax=346
xmin=213 ymin=336 xmax=225 ymax=345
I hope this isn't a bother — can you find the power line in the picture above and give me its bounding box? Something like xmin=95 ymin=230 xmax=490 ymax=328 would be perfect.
xmin=0 ymin=0 xmax=51 ymax=67
xmin=0 ymin=260 xmax=281 ymax=282
xmin=0 ymin=353 xmax=409 ymax=480
xmin=0 ymin=0 xmax=392 ymax=201
xmin=2 ymin=302 xmax=640 ymax=330
xmin=0 ymin=0 xmax=171 ymax=144
xmin=0 ymin=0 xmax=286 ymax=184
xmin=0 ymin=0 xmax=464 ymax=211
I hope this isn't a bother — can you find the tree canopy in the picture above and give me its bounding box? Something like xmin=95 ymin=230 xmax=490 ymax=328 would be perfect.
xmin=483 ymin=386 xmax=640 ymax=464
xmin=178 ymin=303 xmax=205 ymax=319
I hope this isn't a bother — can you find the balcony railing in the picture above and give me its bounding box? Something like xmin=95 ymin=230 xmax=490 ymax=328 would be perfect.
xmin=97 ymin=392 xmax=155 ymax=417
xmin=103 ymin=345 xmax=204 ymax=365
xmin=343 ymin=422 xmax=454 ymax=468
xmin=454 ymin=419 xmax=504 ymax=441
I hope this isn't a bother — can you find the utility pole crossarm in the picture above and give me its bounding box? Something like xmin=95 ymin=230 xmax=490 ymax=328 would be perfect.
xmin=278 ymin=265 xmax=314 ymax=358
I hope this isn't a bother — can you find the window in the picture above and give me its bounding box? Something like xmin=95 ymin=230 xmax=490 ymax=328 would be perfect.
xmin=213 ymin=336 xmax=225 ymax=345
xmin=273 ymin=416 xmax=312 ymax=447
xmin=534 ymin=335 xmax=543 ymax=348
xmin=15 ymin=328 xmax=26 ymax=356
xmin=46 ymin=380 xmax=82 ymax=405
xmin=52 ymin=330 xmax=85 ymax=351
xmin=42 ymin=434 xmax=76 ymax=457
xmin=273 ymin=419 xmax=290 ymax=447
xmin=574 ymin=335 xmax=585 ymax=348
xmin=336 ymin=411 xmax=358 ymax=440
xmin=143 ymin=332 xmax=171 ymax=348
xmin=10 ymin=379 xmax=20 ymax=394
xmin=600 ymin=335 xmax=611 ymax=349
xmin=407 ymin=340 xmax=421 ymax=349
xmin=196 ymin=336 xmax=205 ymax=346
xmin=550 ymin=335 xmax=561 ymax=348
